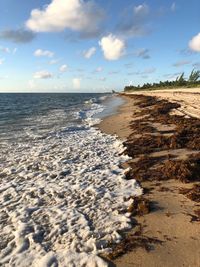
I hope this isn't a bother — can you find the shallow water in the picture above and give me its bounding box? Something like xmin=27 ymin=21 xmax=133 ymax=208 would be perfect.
xmin=0 ymin=93 xmax=141 ymax=266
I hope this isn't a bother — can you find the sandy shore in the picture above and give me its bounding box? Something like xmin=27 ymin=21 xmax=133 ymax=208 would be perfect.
xmin=128 ymin=88 xmax=200 ymax=119
xmin=98 ymin=95 xmax=133 ymax=139
xmin=98 ymin=91 xmax=200 ymax=267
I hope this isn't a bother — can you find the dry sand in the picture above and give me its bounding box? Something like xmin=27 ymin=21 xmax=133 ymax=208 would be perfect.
xmin=98 ymin=90 xmax=200 ymax=267
xmin=128 ymin=88 xmax=200 ymax=119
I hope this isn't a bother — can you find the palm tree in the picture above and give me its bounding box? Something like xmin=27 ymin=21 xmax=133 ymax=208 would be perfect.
xmin=188 ymin=69 xmax=200 ymax=83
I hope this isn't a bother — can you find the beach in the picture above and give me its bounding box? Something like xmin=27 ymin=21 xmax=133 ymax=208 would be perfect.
xmin=0 ymin=91 xmax=199 ymax=266
xmin=98 ymin=89 xmax=200 ymax=267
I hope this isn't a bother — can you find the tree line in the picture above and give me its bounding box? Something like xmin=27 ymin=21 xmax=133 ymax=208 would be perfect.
xmin=124 ymin=69 xmax=200 ymax=92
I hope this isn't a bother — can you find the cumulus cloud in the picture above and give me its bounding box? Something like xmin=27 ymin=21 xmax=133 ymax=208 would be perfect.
xmin=34 ymin=49 xmax=54 ymax=57
xmin=173 ymin=60 xmax=191 ymax=67
xmin=134 ymin=48 xmax=150 ymax=59
xmin=0 ymin=29 xmax=35 ymax=43
xmin=26 ymin=0 xmax=104 ymax=38
xmin=189 ymin=33 xmax=200 ymax=52
xmin=59 ymin=64 xmax=68 ymax=72
xmin=99 ymin=34 xmax=125 ymax=60
xmin=83 ymin=47 xmax=96 ymax=59
xmin=72 ymin=78 xmax=81 ymax=89
xmin=34 ymin=70 xmax=53 ymax=79
xmin=99 ymin=77 xmax=106 ymax=81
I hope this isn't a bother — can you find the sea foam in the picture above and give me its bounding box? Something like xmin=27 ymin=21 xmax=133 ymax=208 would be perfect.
xmin=0 ymin=100 xmax=142 ymax=266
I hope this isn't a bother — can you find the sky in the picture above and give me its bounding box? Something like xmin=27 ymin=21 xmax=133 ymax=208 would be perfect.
xmin=0 ymin=0 xmax=200 ymax=92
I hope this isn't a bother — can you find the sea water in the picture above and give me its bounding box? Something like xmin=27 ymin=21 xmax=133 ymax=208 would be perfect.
xmin=0 ymin=93 xmax=142 ymax=266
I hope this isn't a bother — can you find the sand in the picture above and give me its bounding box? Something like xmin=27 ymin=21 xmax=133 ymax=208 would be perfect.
xmin=128 ymin=88 xmax=200 ymax=118
xmin=98 ymin=90 xmax=200 ymax=267
xmin=98 ymin=95 xmax=133 ymax=139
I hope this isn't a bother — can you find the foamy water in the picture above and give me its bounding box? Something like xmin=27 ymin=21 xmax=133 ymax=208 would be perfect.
xmin=0 ymin=94 xmax=142 ymax=266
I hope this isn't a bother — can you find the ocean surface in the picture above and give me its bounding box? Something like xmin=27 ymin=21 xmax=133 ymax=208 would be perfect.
xmin=0 ymin=93 xmax=141 ymax=266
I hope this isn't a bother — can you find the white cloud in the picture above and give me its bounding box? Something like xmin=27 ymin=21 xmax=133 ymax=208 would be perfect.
xmin=72 ymin=78 xmax=81 ymax=89
xmin=13 ymin=48 xmax=17 ymax=54
xmin=189 ymin=33 xmax=200 ymax=52
xmin=128 ymin=67 xmax=156 ymax=76
xmin=99 ymin=77 xmax=106 ymax=81
xmin=134 ymin=48 xmax=150 ymax=59
xmin=173 ymin=60 xmax=191 ymax=67
xmin=0 ymin=58 xmax=5 ymax=65
xmin=26 ymin=0 xmax=104 ymax=37
xmin=117 ymin=3 xmax=150 ymax=38
xmin=134 ymin=4 xmax=149 ymax=16
xmin=171 ymin=2 xmax=176 ymax=12
xmin=59 ymin=64 xmax=68 ymax=72
xmin=0 ymin=47 xmax=17 ymax=54
xmin=49 ymin=59 xmax=59 ymax=65
xmin=0 ymin=46 xmax=10 ymax=53
xmin=95 ymin=67 xmax=103 ymax=73
xmin=34 ymin=70 xmax=53 ymax=79
xmin=99 ymin=34 xmax=125 ymax=60
xmin=0 ymin=29 xmax=35 ymax=43
xmin=83 ymin=47 xmax=96 ymax=59
xmin=34 ymin=49 xmax=54 ymax=57
xmin=142 ymin=67 xmax=156 ymax=74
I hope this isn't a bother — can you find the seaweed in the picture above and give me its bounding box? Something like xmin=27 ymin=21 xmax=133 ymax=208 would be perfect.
xmin=105 ymin=229 xmax=163 ymax=260
xmin=179 ymin=184 xmax=200 ymax=202
xmin=127 ymin=196 xmax=150 ymax=216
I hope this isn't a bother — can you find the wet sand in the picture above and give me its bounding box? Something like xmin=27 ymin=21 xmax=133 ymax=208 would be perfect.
xmin=98 ymin=95 xmax=133 ymax=139
xmin=98 ymin=91 xmax=200 ymax=267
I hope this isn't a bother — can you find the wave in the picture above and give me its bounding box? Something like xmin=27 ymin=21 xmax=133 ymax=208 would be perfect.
xmin=0 ymin=95 xmax=142 ymax=266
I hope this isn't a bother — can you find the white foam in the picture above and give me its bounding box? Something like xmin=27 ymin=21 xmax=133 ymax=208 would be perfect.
xmin=0 ymin=101 xmax=142 ymax=266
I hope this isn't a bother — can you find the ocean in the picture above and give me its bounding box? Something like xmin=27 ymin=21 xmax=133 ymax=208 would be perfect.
xmin=0 ymin=93 xmax=141 ymax=266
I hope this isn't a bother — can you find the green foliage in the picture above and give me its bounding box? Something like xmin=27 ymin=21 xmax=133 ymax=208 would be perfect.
xmin=188 ymin=69 xmax=200 ymax=83
xmin=124 ymin=69 xmax=200 ymax=92
xmin=176 ymin=72 xmax=186 ymax=86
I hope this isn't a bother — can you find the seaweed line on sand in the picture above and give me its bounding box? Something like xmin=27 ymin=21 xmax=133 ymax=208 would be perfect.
xmin=105 ymin=94 xmax=200 ymax=260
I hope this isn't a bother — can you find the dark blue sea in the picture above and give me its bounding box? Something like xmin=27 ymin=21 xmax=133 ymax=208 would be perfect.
xmin=0 ymin=93 xmax=123 ymax=144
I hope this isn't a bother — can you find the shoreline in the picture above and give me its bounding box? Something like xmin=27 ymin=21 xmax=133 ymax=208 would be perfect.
xmin=98 ymin=95 xmax=133 ymax=139
xmin=98 ymin=92 xmax=200 ymax=267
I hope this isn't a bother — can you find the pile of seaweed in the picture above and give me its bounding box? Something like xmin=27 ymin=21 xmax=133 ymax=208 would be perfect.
xmin=105 ymin=94 xmax=200 ymax=260
xmin=125 ymin=95 xmax=200 ymax=184
xmin=126 ymin=154 xmax=200 ymax=183
xmin=179 ymin=184 xmax=200 ymax=202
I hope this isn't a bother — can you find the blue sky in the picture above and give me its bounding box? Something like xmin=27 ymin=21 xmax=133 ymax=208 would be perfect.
xmin=0 ymin=0 xmax=200 ymax=92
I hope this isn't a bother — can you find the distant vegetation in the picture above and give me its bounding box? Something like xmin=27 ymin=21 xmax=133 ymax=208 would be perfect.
xmin=124 ymin=69 xmax=200 ymax=92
